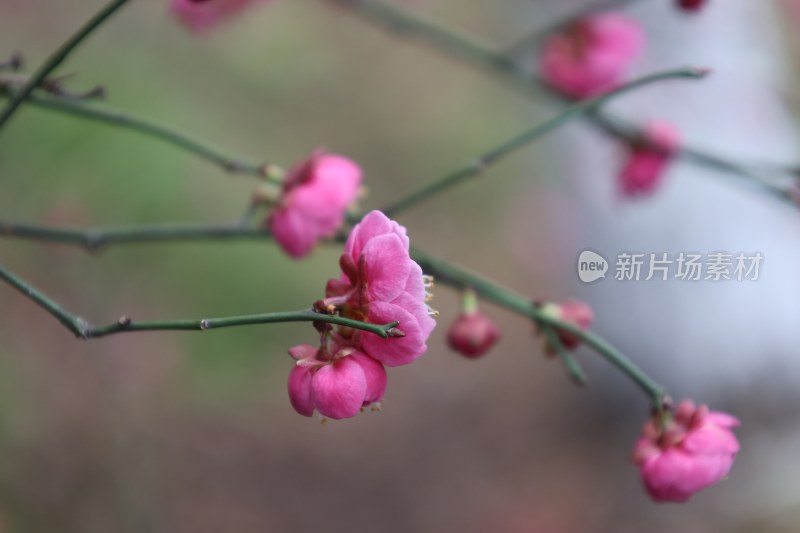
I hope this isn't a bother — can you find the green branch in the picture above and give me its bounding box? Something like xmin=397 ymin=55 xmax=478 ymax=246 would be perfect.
xmin=330 ymin=0 xmax=795 ymax=204
xmin=0 ymin=263 xmax=400 ymax=340
xmin=382 ymin=67 xmax=706 ymax=216
xmin=0 ymin=217 xmax=666 ymax=405
xmin=0 ymin=86 xmax=274 ymax=178
xmin=0 ymin=0 xmax=132 ymax=132
xmin=0 ymin=220 xmax=272 ymax=252
xmin=409 ymin=245 xmax=666 ymax=407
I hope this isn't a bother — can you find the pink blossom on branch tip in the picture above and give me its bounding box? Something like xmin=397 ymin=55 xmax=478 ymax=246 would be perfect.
xmin=632 ymin=400 xmax=740 ymax=502
xmin=170 ymin=0 xmax=269 ymax=32
xmin=269 ymin=150 xmax=362 ymax=259
xmin=539 ymin=13 xmax=645 ymax=99
xmin=619 ymin=121 xmax=681 ymax=197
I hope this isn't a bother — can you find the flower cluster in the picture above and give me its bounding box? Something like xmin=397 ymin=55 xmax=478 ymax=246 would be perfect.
xmin=539 ymin=13 xmax=644 ymax=99
xmin=287 ymin=211 xmax=436 ymax=420
xmin=632 ymin=400 xmax=740 ymax=502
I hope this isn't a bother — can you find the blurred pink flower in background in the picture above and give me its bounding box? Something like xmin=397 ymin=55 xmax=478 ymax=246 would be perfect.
xmin=539 ymin=13 xmax=645 ymax=99
xmin=269 ymin=150 xmax=362 ymax=259
xmin=632 ymin=400 xmax=740 ymax=502
xmin=677 ymin=0 xmax=708 ymax=13
xmin=170 ymin=0 xmax=269 ymax=31
xmin=538 ymin=300 xmax=594 ymax=351
xmin=618 ymin=121 xmax=680 ymax=197
xmin=447 ymin=310 xmax=501 ymax=359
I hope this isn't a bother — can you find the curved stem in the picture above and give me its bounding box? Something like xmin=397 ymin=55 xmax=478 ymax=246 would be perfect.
xmin=382 ymin=67 xmax=706 ymax=216
xmin=0 ymin=263 xmax=399 ymax=340
xmin=0 ymin=87 xmax=275 ymax=178
xmin=0 ymin=0 xmax=132 ymax=133
xmin=409 ymin=245 xmax=666 ymax=406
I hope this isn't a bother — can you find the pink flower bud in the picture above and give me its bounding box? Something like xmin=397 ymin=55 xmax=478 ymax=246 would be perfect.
xmin=632 ymin=400 xmax=740 ymax=502
xmin=170 ymin=0 xmax=268 ymax=32
xmin=539 ymin=14 xmax=645 ymax=99
xmin=677 ymin=0 xmax=707 ymax=12
xmin=619 ymin=121 xmax=681 ymax=197
xmin=269 ymin=150 xmax=362 ymax=259
xmin=539 ymin=300 xmax=594 ymax=351
xmin=447 ymin=311 xmax=500 ymax=359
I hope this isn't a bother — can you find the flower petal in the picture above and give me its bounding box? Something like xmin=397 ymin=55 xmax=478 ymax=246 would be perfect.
xmin=310 ymin=358 xmax=367 ymax=420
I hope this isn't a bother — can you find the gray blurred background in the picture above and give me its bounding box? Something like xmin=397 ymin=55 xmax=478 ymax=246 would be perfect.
xmin=1 ymin=0 xmax=799 ymax=531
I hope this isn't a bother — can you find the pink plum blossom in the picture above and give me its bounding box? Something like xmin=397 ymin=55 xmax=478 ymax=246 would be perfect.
xmin=269 ymin=150 xmax=362 ymax=259
xmin=324 ymin=210 xmax=437 ymax=367
xmin=539 ymin=13 xmax=645 ymax=99
xmin=538 ymin=300 xmax=594 ymax=351
xmin=447 ymin=310 xmax=501 ymax=359
xmin=285 ymin=210 xmax=435 ymax=420
xmin=619 ymin=121 xmax=681 ymax=197
xmin=287 ymin=344 xmax=387 ymax=419
xmin=677 ymin=0 xmax=707 ymax=12
xmin=632 ymin=400 xmax=740 ymax=502
xmin=170 ymin=0 xmax=268 ymax=32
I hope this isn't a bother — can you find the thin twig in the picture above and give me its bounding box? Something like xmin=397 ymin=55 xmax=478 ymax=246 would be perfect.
xmin=0 ymin=0 xmax=132 ymax=132
xmin=382 ymin=67 xmax=707 ymax=216
xmin=0 ymin=221 xmax=272 ymax=252
xmin=0 ymin=263 xmax=400 ymax=340
xmin=0 ymin=86 xmax=274 ymax=178
xmin=329 ymin=0 xmax=796 ymax=204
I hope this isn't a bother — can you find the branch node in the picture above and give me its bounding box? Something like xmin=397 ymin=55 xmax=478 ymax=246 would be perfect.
xmin=387 ymin=327 xmax=406 ymax=338
xmin=199 ymin=319 xmax=210 ymax=331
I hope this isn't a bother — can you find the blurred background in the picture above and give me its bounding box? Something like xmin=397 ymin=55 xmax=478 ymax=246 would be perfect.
xmin=1 ymin=0 xmax=799 ymax=531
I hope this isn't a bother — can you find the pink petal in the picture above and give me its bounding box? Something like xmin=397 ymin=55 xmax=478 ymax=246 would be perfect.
xmin=287 ymin=365 xmax=314 ymax=417
xmin=288 ymin=344 xmax=318 ymax=361
xmin=350 ymin=352 xmax=387 ymax=405
xmin=310 ymin=358 xmax=367 ymax=420
xmin=362 ymin=301 xmax=427 ymax=367
xmin=362 ymin=233 xmax=413 ymax=303
xmin=345 ymin=210 xmax=409 ymax=261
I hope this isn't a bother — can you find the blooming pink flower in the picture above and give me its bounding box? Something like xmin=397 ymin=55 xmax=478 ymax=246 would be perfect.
xmin=447 ymin=310 xmax=501 ymax=359
xmin=170 ymin=0 xmax=267 ymax=31
xmin=269 ymin=150 xmax=362 ymax=259
xmin=539 ymin=13 xmax=645 ymax=99
xmin=632 ymin=400 xmax=740 ymax=502
xmin=287 ymin=344 xmax=387 ymax=420
xmin=285 ymin=210 xmax=435 ymax=420
xmin=619 ymin=121 xmax=681 ymax=197
xmin=324 ymin=210 xmax=437 ymax=367
xmin=538 ymin=300 xmax=594 ymax=351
